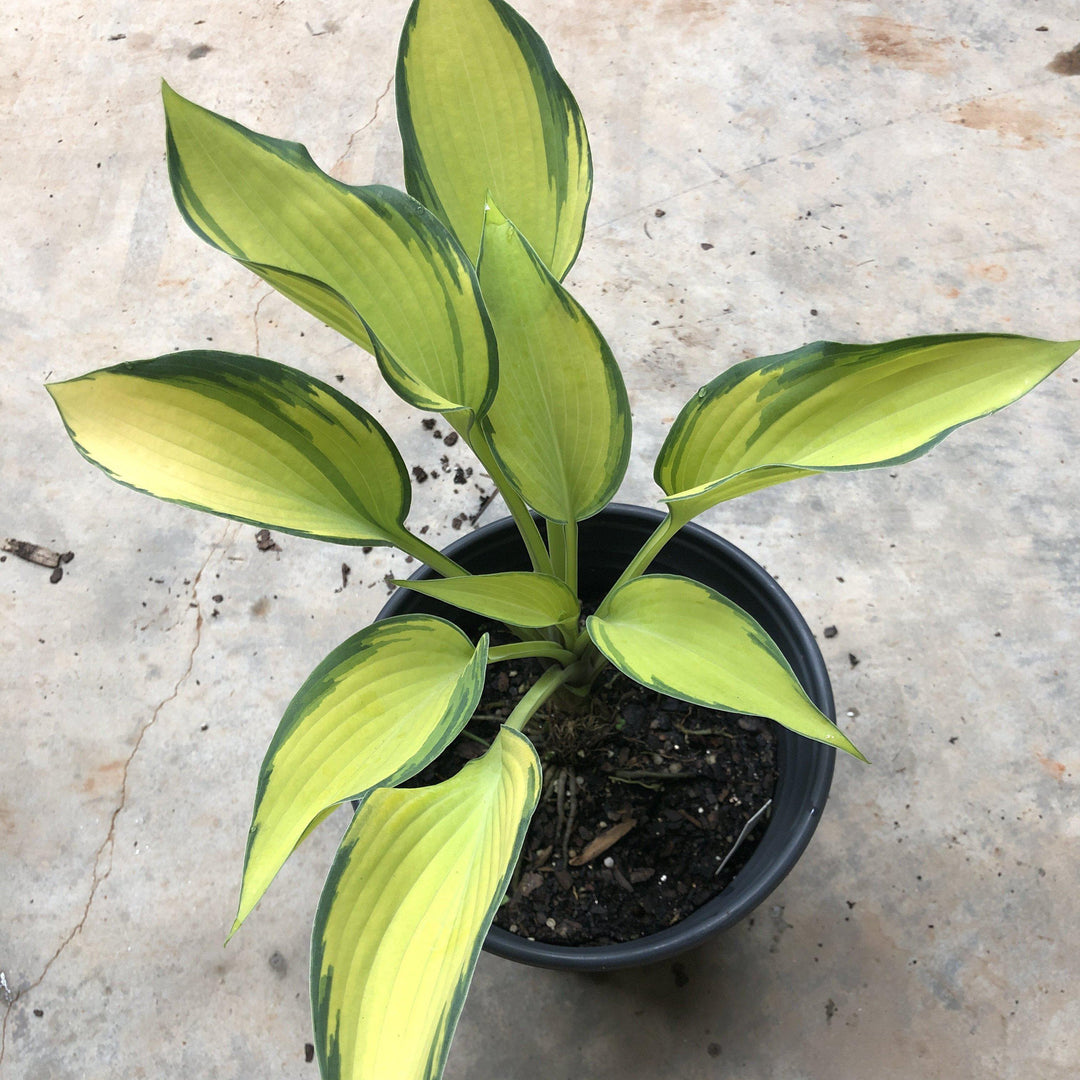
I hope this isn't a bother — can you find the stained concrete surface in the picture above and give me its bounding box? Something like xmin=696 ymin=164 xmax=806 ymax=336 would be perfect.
xmin=2 ymin=1 xmax=1079 ymax=1077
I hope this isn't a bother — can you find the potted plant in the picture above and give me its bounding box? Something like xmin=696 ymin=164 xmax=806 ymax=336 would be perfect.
xmin=47 ymin=0 xmax=1076 ymax=1076
xmin=380 ymin=502 xmax=841 ymax=971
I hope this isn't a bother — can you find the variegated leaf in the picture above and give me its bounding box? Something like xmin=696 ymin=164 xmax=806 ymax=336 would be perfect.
xmin=656 ymin=334 xmax=1078 ymax=524
xmin=163 ymin=83 xmax=497 ymax=418
xmin=397 ymin=0 xmax=591 ymax=277
xmin=231 ymin=616 xmax=488 ymax=934
xmin=394 ymin=571 xmax=578 ymax=628
xmin=311 ymin=727 xmax=541 ymax=1080
xmin=48 ymin=351 xmax=413 ymax=546
xmin=588 ymin=575 xmax=863 ymax=758
xmin=477 ymin=204 xmax=630 ymax=524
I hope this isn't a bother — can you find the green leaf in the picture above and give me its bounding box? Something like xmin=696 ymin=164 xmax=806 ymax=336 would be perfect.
xmin=655 ymin=334 xmax=1079 ymax=523
xmin=163 ymin=82 xmax=497 ymax=418
xmin=396 ymin=0 xmax=591 ymax=278
xmin=587 ymin=575 xmax=864 ymax=758
xmin=241 ymin=260 xmax=375 ymax=354
xmin=476 ymin=205 xmax=631 ymax=524
xmin=231 ymin=616 xmax=488 ymax=935
xmin=311 ymin=727 xmax=541 ymax=1080
xmin=394 ymin=571 xmax=579 ymax=628
xmin=48 ymin=351 xmax=413 ymax=546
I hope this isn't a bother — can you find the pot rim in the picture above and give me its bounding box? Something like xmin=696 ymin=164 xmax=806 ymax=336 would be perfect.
xmin=382 ymin=502 xmax=836 ymax=971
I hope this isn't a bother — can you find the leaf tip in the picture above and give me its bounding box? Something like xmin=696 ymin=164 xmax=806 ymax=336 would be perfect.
xmin=838 ymin=733 xmax=868 ymax=763
xmin=160 ymin=78 xmax=183 ymax=110
xmin=44 ymin=376 xmax=77 ymax=416
xmin=482 ymin=196 xmax=507 ymax=230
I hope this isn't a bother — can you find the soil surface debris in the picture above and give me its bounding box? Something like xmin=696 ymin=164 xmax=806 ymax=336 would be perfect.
xmin=409 ymin=640 xmax=779 ymax=946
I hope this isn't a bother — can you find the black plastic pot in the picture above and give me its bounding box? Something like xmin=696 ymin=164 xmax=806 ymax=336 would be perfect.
xmin=379 ymin=503 xmax=836 ymax=972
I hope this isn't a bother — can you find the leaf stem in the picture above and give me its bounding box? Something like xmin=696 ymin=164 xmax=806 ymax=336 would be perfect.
xmin=567 ymin=509 xmax=684 ymax=657
xmin=505 ymin=660 xmax=587 ymax=732
xmin=394 ymin=532 xmax=469 ymax=579
xmin=563 ymin=517 xmax=578 ymax=596
xmin=459 ymin=729 xmax=491 ymax=748
xmin=547 ymin=520 xmax=567 ymax=581
xmin=488 ymin=641 xmax=575 ymax=666
xmin=608 ymin=508 xmax=682 ymax=592
xmin=456 ymin=421 xmax=553 ymax=575
xmin=544 ymin=520 xmax=580 ymax=648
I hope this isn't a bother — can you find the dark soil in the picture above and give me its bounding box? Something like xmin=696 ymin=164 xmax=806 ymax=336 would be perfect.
xmin=407 ymin=640 xmax=779 ymax=947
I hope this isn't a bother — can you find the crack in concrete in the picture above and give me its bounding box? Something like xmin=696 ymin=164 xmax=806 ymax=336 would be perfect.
xmin=0 ymin=530 xmax=232 ymax=1067
xmin=332 ymin=74 xmax=395 ymax=175
xmin=594 ymin=76 xmax=1065 ymax=233
xmin=252 ymin=289 xmax=274 ymax=357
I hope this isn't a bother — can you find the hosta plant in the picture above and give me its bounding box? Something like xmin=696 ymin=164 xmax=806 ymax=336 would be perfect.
xmin=48 ymin=0 xmax=1076 ymax=1077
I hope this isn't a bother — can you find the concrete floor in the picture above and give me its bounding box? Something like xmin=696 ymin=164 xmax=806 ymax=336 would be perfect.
xmin=3 ymin=1 xmax=1079 ymax=1077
